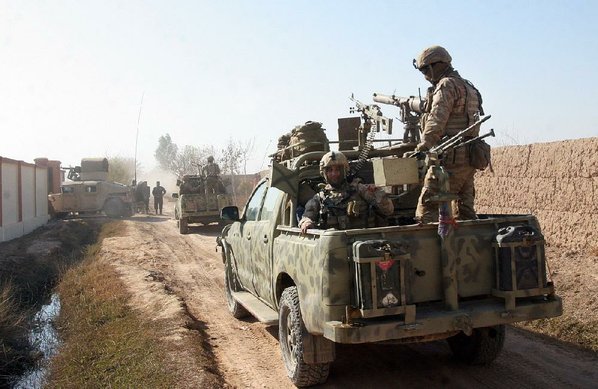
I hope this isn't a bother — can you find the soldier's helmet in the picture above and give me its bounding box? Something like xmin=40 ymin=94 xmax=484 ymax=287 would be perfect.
xmin=414 ymin=45 xmax=452 ymax=70
xmin=319 ymin=151 xmax=349 ymax=178
xmin=207 ymin=156 xmax=214 ymax=163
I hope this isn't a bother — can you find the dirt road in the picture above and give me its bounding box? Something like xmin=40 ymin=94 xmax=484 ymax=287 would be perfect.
xmin=103 ymin=212 xmax=597 ymax=388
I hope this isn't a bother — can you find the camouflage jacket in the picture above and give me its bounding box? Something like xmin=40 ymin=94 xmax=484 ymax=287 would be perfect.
xmin=202 ymin=162 xmax=221 ymax=177
xmin=299 ymin=181 xmax=394 ymax=230
xmin=418 ymin=70 xmax=483 ymax=151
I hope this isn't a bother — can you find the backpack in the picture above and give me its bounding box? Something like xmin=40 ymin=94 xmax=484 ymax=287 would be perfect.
xmin=288 ymin=121 xmax=330 ymax=157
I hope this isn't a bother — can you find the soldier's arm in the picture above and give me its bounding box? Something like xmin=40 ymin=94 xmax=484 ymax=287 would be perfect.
xmin=417 ymin=79 xmax=458 ymax=151
xmin=358 ymin=184 xmax=394 ymax=216
xmin=299 ymin=196 xmax=320 ymax=233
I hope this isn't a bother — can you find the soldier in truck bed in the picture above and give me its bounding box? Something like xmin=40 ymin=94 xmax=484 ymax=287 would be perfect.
xmin=299 ymin=151 xmax=394 ymax=233
xmin=412 ymin=45 xmax=484 ymax=223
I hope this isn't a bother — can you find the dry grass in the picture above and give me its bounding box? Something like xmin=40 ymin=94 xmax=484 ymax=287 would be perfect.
xmin=46 ymin=222 xmax=177 ymax=389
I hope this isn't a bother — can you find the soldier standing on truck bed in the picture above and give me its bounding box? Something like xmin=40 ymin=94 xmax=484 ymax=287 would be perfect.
xmin=202 ymin=156 xmax=226 ymax=194
xmin=412 ymin=45 xmax=484 ymax=223
xmin=299 ymin=151 xmax=394 ymax=233
xmin=152 ymin=181 xmax=167 ymax=215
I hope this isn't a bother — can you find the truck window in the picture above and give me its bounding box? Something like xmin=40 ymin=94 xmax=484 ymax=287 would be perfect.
xmin=245 ymin=181 xmax=267 ymax=221
xmin=62 ymin=186 xmax=74 ymax=194
xmin=85 ymin=185 xmax=97 ymax=193
xmin=259 ymin=186 xmax=282 ymax=221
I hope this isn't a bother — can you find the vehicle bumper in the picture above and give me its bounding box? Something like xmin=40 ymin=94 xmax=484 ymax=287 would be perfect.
xmin=323 ymin=296 xmax=562 ymax=344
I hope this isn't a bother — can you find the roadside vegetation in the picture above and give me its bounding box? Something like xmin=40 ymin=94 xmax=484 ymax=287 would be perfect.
xmin=0 ymin=219 xmax=100 ymax=387
xmin=45 ymin=221 xmax=180 ymax=388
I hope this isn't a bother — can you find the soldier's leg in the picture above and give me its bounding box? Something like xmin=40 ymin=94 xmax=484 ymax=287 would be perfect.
xmin=415 ymin=167 xmax=439 ymax=223
xmin=448 ymin=165 xmax=476 ymax=220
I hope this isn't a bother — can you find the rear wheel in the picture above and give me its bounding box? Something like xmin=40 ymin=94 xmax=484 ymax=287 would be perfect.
xmin=279 ymin=286 xmax=330 ymax=387
xmin=447 ymin=325 xmax=505 ymax=365
xmin=179 ymin=218 xmax=189 ymax=234
xmin=224 ymin=250 xmax=249 ymax=319
xmin=103 ymin=198 xmax=124 ymax=218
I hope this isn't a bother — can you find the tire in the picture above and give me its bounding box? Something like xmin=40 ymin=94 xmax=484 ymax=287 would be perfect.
xmin=447 ymin=325 xmax=505 ymax=365
xmin=179 ymin=218 xmax=189 ymax=234
xmin=224 ymin=250 xmax=249 ymax=319
xmin=103 ymin=198 xmax=124 ymax=218
xmin=279 ymin=287 xmax=330 ymax=387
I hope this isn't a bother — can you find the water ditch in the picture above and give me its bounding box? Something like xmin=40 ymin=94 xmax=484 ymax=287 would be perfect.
xmin=11 ymin=293 xmax=61 ymax=389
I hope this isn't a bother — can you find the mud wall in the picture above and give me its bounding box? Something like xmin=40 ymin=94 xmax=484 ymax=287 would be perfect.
xmin=475 ymin=137 xmax=598 ymax=250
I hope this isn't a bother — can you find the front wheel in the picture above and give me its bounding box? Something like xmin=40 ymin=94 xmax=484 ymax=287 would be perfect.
xmin=447 ymin=325 xmax=505 ymax=365
xmin=279 ymin=286 xmax=330 ymax=387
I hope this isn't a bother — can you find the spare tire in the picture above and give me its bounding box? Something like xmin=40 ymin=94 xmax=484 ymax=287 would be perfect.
xmin=103 ymin=198 xmax=124 ymax=218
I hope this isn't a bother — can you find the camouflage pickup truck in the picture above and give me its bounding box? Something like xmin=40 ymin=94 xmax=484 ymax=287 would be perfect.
xmin=172 ymin=175 xmax=233 ymax=234
xmin=217 ymin=119 xmax=562 ymax=387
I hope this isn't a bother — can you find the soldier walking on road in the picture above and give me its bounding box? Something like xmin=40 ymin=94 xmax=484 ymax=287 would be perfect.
xmin=152 ymin=181 xmax=167 ymax=215
xmin=299 ymin=151 xmax=394 ymax=233
xmin=412 ymin=45 xmax=485 ymax=223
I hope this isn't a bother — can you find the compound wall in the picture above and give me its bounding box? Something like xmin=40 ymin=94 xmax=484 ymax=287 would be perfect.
xmin=0 ymin=157 xmax=60 ymax=242
xmin=475 ymin=137 xmax=598 ymax=250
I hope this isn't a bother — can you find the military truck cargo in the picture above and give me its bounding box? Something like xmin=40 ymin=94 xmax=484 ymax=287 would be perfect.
xmin=47 ymin=157 xmax=135 ymax=218
xmin=217 ymin=106 xmax=563 ymax=386
xmin=172 ymin=174 xmax=233 ymax=234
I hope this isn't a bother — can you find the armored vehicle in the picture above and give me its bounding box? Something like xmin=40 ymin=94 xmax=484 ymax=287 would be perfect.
xmin=172 ymin=175 xmax=233 ymax=234
xmin=217 ymin=103 xmax=562 ymax=387
xmin=48 ymin=158 xmax=135 ymax=218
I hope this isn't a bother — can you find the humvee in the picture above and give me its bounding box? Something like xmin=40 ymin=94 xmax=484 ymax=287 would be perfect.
xmin=172 ymin=175 xmax=233 ymax=234
xmin=48 ymin=158 xmax=135 ymax=218
xmin=216 ymin=107 xmax=562 ymax=386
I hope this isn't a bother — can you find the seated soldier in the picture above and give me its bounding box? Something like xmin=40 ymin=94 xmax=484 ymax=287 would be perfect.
xmin=299 ymin=151 xmax=394 ymax=233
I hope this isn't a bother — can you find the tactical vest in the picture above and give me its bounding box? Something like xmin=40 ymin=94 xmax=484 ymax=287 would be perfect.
xmin=424 ymin=71 xmax=483 ymax=137
xmin=317 ymin=187 xmax=374 ymax=230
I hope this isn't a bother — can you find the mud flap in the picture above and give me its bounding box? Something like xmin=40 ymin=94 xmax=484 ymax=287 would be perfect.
xmin=302 ymin=332 xmax=335 ymax=364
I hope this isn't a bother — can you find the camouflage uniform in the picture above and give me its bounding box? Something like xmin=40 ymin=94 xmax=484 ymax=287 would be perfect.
xmin=413 ymin=46 xmax=484 ymax=223
xmin=202 ymin=157 xmax=225 ymax=194
xmin=299 ymin=151 xmax=394 ymax=230
xmin=300 ymin=181 xmax=394 ymax=230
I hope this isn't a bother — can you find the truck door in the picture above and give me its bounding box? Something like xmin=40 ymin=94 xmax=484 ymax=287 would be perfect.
xmin=80 ymin=184 xmax=98 ymax=211
xmin=61 ymin=185 xmax=78 ymax=211
xmin=251 ymin=185 xmax=283 ymax=301
xmin=233 ymin=181 xmax=268 ymax=295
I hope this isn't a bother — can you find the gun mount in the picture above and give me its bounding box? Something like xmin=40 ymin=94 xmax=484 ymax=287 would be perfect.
xmin=373 ymin=93 xmax=425 ymax=144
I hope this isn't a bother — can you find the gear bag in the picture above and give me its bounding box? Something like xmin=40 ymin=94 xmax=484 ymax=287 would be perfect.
xmin=289 ymin=121 xmax=330 ymax=157
xmin=468 ymin=139 xmax=492 ymax=170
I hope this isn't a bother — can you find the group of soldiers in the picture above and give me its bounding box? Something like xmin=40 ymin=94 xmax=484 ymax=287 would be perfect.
xmin=131 ymin=155 xmax=223 ymax=216
xmin=299 ymin=45 xmax=484 ymax=232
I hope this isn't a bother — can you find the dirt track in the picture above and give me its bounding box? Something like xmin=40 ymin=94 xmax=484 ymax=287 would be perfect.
xmin=103 ymin=211 xmax=598 ymax=388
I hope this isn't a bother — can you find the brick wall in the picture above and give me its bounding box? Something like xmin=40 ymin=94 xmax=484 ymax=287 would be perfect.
xmin=475 ymin=137 xmax=598 ymax=250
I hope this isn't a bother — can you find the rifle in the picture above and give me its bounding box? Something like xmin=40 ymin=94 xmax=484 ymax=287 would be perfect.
xmin=373 ymin=93 xmax=425 ymax=143
xmin=349 ymin=94 xmax=393 ymax=134
xmin=430 ymin=115 xmax=491 ymax=155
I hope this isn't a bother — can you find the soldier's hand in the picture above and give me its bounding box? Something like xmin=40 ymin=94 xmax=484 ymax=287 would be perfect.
xmin=300 ymin=221 xmax=314 ymax=235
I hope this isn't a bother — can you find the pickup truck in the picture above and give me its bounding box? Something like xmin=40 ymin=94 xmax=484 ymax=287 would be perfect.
xmin=172 ymin=175 xmax=233 ymax=234
xmin=217 ymin=150 xmax=562 ymax=387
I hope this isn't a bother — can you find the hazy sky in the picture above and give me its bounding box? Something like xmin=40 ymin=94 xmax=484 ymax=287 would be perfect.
xmin=1 ymin=1 xmax=596 ymax=175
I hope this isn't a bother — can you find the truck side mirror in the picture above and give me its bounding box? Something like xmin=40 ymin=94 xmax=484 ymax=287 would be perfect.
xmin=220 ymin=206 xmax=239 ymax=221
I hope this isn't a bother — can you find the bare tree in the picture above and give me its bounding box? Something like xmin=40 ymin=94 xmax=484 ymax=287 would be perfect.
xmin=154 ymin=134 xmax=215 ymax=178
xmin=107 ymin=156 xmax=139 ymax=185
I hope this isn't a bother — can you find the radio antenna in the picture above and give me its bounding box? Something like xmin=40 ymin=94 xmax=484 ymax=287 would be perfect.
xmin=134 ymin=92 xmax=145 ymax=184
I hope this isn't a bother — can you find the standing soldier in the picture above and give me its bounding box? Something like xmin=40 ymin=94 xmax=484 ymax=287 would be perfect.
xmin=152 ymin=181 xmax=167 ymax=215
xmin=299 ymin=151 xmax=394 ymax=233
xmin=202 ymin=156 xmax=225 ymax=194
xmin=412 ymin=45 xmax=484 ymax=223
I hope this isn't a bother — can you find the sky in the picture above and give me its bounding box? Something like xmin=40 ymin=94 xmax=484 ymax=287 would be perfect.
xmin=1 ymin=0 xmax=597 ymax=177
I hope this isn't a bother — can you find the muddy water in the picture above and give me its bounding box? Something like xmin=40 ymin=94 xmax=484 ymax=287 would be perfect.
xmin=12 ymin=293 xmax=61 ymax=389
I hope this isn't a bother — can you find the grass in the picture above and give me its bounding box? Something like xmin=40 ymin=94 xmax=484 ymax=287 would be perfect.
xmin=0 ymin=219 xmax=101 ymax=386
xmin=45 ymin=221 xmax=177 ymax=389
xmin=517 ymin=315 xmax=598 ymax=352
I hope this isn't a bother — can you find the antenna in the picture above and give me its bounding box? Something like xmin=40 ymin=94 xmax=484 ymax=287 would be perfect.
xmin=134 ymin=92 xmax=145 ymax=184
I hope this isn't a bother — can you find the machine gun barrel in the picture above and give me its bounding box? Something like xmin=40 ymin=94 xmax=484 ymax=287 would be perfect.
xmin=373 ymin=93 xmax=425 ymax=114
xmin=431 ymin=115 xmax=491 ymax=154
